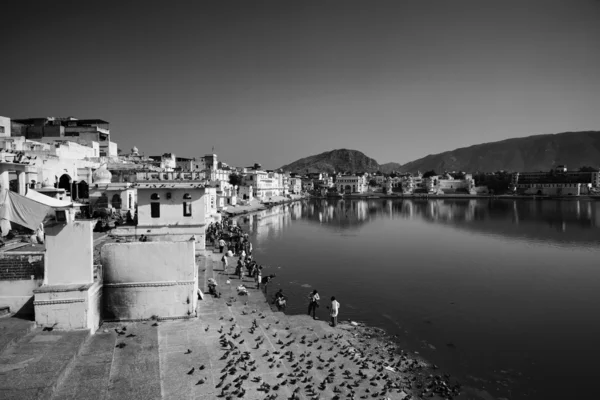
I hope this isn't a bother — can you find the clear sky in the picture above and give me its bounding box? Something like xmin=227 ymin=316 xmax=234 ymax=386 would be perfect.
xmin=2 ymin=0 xmax=599 ymax=169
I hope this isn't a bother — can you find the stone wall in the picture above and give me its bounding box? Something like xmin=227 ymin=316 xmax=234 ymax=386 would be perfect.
xmin=101 ymin=241 xmax=198 ymax=321
xmin=0 ymin=253 xmax=44 ymax=280
xmin=0 ymin=252 xmax=45 ymax=315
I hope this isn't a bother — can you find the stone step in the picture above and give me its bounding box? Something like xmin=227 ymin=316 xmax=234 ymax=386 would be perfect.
xmin=0 ymin=328 xmax=89 ymax=400
xmin=0 ymin=316 xmax=36 ymax=354
xmin=51 ymin=321 xmax=162 ymax=400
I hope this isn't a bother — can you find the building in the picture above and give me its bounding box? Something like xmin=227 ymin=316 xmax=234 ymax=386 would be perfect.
xmin=12 ymin=117 xmax=118 ymax=157
xmin=175 ymin=157 xmax=203 ymax=172
xmin=149 ymin=153 xmax=177 ymax=171
xmin=512 ymin=165 xmax=599 ymax=195
xmin=242 ymin=170 xmax=284 ymax=199
xmin=88 ymin=165 xmax=136 ymax=216
xmin=336 ymin=175 xmax=367 ymax=194
xmin=111 ymin=173 xmax=209 ymax=248
xmin=289 ymin=177 xmax=302 ymax=194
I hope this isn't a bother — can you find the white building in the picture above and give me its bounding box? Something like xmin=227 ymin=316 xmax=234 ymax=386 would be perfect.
xmin=336 ymin=175 xmax=367 ymax=194
xmin=289 ymin=177 xmax=302 ymax=194
xmin=242 ymin=170 xmax=284 ymax=199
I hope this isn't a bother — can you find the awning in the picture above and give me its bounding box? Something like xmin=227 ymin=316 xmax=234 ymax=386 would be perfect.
xmin=25 ymin=189 xmax=85 ymax=208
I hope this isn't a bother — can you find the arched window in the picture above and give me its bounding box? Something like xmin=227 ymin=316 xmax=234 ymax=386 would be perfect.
xmin=183 ymin=193 xmax=192 ymax=217
xmin=150 ymin=193 xmax=160 ymax=218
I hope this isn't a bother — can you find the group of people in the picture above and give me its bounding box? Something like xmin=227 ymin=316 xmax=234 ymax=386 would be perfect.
xmin=207 ymin=218 xmax=340 ymax=327
xmin=308 ymin=289 xmax=341 ymax=327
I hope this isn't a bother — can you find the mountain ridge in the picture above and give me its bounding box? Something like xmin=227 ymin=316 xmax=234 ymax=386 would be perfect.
xmin=279 ymin=131 xmax=600 ymax=174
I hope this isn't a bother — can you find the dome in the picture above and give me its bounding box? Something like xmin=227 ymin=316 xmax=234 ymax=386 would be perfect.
xmin=131 ymin=146 xmax=139 ymax=155
xmin=93 ymin=164 xmax=112 ymax=184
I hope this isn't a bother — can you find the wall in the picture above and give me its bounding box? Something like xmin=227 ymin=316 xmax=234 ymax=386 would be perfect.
xmin=0 ymin=252 xmax=44 ymax=315
xmin=137 ymin=187 xmax=206 ymax=227
xmin=101 ymin=241 xmax=198 ymax=320
xmin=45 ymin=221 xmax=94 ymax=285
xmin=34 ymin=281 xmax=101 ymax=331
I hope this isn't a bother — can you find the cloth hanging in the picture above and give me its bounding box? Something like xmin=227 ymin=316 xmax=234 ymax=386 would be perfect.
xmin=0 ymin=189 xmax=52 ymax=235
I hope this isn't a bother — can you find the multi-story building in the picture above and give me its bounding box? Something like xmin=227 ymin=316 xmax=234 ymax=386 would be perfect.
xmin=289 ymin=177 xmax=302 ymax=194
xmin=242 ymin=170 xmax=284 ymax=199
xmin=512 ymin=165 xmax=599 ymax=195
xmin=335 ymin=175 xmax=367 ymax=194
xmin=12 ymin=117 xmax=118 ymax=157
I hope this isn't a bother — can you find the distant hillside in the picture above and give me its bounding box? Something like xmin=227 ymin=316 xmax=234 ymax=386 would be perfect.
xmin=397 ymin=131 xmax=600 ymax=173
xmin=280 ymin=149 xmax=380 ymax=174
xmin=380 ymin=162 xmax=403 ymax=174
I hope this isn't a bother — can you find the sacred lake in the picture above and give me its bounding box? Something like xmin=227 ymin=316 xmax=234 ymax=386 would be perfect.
xmin=236 ymin=198 xmax=600 ymax=400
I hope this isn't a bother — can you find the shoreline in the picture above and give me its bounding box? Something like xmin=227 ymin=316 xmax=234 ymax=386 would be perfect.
xmin=223 ymin=194 xmax=309 ymax=217
xmin=314 ymin=193 xmax=600 ymax=200
xmin=205 ymin=244 xmax=467 ymax=399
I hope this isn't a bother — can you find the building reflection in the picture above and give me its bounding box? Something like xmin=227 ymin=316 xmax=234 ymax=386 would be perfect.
xmin=237 ymin=198 xmax=600 ymax=246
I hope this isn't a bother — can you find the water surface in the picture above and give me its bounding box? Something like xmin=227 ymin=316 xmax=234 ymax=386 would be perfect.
xmin=236 ymin=198 xmax=600 ymax=399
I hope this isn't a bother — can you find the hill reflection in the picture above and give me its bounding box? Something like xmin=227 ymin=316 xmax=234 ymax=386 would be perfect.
xmin=237 ymin=198 xmax=600 ymax=247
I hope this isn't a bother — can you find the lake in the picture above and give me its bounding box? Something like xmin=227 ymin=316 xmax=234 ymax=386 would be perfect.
xmin=235 ymin=198 xmax=600 ymax=399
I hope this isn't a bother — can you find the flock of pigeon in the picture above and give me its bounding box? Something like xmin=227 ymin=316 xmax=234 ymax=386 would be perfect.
xmin=169 ymin=306 xmax=462 ymax=400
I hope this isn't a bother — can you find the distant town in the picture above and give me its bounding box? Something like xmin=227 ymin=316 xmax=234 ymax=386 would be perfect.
xmin=1 ymin=116 xmax=598 ymax=222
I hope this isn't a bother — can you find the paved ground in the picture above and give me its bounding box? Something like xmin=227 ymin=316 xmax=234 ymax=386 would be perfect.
xmin=0 ymin=247 xmax=443 ymax=399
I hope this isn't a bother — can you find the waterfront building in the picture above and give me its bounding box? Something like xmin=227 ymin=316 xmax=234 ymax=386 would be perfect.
xmin=113 ymin=172 xmax=209 ymax=248
xmin=289 ymin=177 xmax=302 ymax=194
xmin=242 ymin=169 xmax=284 ymax=199
xmin=512 ymin=165 xmax=599 ymax=195
xmin=335 ymin=175 xmax=367 ymax=194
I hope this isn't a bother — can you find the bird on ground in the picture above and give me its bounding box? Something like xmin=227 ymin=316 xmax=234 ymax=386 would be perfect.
xmin=184 ymin=349 xmax=192 ymax=354
xmin=187 ymin=367 xmax=195 ymax=375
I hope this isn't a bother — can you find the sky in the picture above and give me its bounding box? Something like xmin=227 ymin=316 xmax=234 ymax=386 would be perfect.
xmin=1 ymin=0 xmax=600 ymax=169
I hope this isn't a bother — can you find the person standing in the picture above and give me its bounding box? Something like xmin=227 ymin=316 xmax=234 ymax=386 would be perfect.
xmin=256 ymin=266 xmax=262 ymax=290
xmin=218 ymin=238 xmax=226 ymax=253
xmin=307 ymin=290 xmax=320 ymax=320
xmin=221 ymin=253 xmax=228 ymax=273
xmin=261 ymin=274 xmax=276 ymax=295
xmin=329 ymin=296 xmax=340 ymax=327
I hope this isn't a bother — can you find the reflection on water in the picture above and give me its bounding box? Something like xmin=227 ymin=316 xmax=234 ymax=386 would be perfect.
xmin=237 ymin=199 xmax=600 ymax=400
xmin=243 ymin=198 xmax=600 ymax=247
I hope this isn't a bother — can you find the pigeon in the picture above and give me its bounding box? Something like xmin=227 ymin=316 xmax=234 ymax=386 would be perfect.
xmin=126 ymin=333 xmax=136 ymax=338
xmin=185 ymin=349 xmax=192 ymax=354
xmin=187 ymin=367 xmax=195 ymax=375
xmin=115 ymin=342 xmax=126 ymax=349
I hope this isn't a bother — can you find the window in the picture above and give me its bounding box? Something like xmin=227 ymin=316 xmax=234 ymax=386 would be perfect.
xmin=183 ymin=193 xmax=192 ymax=216
xmin=0 ymin=126 xmax=4 ymax=133
xmin=150 ymin=193 xmax=160 ymax=218
xmin=151 ymin=202 xmax=160 ymax=218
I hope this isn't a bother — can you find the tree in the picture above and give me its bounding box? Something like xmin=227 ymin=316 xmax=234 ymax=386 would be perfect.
xmin=368 ymin=179 xmax=378 ymax=187
xmin=579 ymin=166 xmax=598 ymax=172
xmin=229 ymin=173 xmax=243 ymax=186
xmin=423 ymin=170 xmax=437 ymax=178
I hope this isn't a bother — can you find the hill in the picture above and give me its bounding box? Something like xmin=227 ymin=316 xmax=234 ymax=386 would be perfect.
xmin=396 ymin=131 xmax=600 ymax=173
xmin=279 ymin=149 xmax=380 ymax=174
